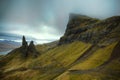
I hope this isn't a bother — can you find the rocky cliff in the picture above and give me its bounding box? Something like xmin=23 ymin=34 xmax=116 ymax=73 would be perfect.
xmin=59 ymin=14 xmax=120 ymax=45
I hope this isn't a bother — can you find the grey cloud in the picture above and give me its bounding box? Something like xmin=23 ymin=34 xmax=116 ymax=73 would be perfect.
xmin=0 ymin=0 xmax=120 ymax=43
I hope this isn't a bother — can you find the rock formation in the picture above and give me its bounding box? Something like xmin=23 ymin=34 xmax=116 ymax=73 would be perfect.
xmin=21 ymin=36 xmax=28 ymax=57
xmin=20 ymin=36 xmax=39 ymax=58
xmin=27 ymin=41 xmax=39 ymax=57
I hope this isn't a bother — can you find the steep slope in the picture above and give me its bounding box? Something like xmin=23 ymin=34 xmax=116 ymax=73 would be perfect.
xmin=55 ymin=14 xmax=120 ymax=80
xmin=59 ymin=14 xmax=120 ymax=45
xmin=0 ymin=14 xmax=120 ymax=80
xmin=55 ymin=42 xmax=120 ymax=80
xmin=0 ymin=41 xmax=92 ymax=80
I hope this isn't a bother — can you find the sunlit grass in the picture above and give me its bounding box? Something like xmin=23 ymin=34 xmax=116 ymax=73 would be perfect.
xmin=70 ymin=42 xmax=117 ymax=70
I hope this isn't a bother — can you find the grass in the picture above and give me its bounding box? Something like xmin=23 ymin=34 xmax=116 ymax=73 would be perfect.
xmin=69 ymin=73 xmax=102 ymax=80
xmin=31 ymin=41 xmax=92 ymax=68
xmin=70 ymin=42 xmax=118 ymax=70
xmin=1 ymin=41 xmax=120 ymax=80
xmin=1 ymin=41 xmax=92 ymax=80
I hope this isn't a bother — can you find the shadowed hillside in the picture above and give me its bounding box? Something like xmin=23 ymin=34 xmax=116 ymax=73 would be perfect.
xmin=0 ymin=14 xmax=120 ymax=80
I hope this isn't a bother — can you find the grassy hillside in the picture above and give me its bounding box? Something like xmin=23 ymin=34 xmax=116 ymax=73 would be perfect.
xmin=0 ymin=41 xmax=91 ymax=80
xmin=0 ymin=41 xmax=120 ymax=80
xmin=55 ymin=42 xmax=119 ymax=80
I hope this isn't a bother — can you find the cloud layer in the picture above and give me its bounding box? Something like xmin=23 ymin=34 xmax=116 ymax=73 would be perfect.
xmin=0 ymin=0 xmax=120 ymax=43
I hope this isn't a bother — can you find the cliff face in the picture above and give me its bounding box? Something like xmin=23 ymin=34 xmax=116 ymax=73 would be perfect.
xmin=59 ymin=14 xmax=120 ymax=45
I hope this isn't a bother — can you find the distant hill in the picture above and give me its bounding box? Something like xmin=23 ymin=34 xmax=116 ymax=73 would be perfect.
xmin=0 ymin=40 xmax=20 ymax=52
xmin=0 ymin=14 xmax=120 ymax=80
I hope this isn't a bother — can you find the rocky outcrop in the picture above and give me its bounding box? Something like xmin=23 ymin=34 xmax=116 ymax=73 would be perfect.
xmin=21 ymin=36 xmax=28 ymax=57
xmin=59 ymin=14 xmax=120 ymax=45
xmin=20 ymin=36 xmax=39 ymax=58
xmin=27 ymin=41 xmax=39 ymax=57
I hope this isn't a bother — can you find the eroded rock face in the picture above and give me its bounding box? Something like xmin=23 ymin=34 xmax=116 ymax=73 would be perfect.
xmin=22 ymin=36 xmax=28 ymax=46
xmin=27 ymin=41 xmax=39 ymax=57
xmin=20 ymin=36 xmax=39 ymax=58
xmin=21 ymin=36 xmax=28 ymax=57
xmin=59 ymin=14 xmax=120 ymax=45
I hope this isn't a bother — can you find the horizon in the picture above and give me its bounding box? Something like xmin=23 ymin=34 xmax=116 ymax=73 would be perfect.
xmin=0 ymin=0 xmax=120 ymax=44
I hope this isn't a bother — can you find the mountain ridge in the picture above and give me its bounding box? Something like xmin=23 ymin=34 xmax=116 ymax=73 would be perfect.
xmin=59 ymin=14 xmax=120 ymax=45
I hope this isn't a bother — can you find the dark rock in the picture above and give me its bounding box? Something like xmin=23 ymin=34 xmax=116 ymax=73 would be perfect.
xmin=27 ymin=41 xmax=39 ymax=57
xmin=21 ymin=36 xmax=28 ymax=57
xmin=20 ymin=36 xmax=39 ymax=58
xmin=22 ymin=36 xmax=28 ymax=46
xmin=59 ymin=14 xmax=120 ymax=45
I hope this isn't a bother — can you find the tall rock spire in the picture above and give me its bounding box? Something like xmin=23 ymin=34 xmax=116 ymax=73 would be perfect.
xmin=21 ymin=36 xmax=28 ymax=57
xmin=22 ymin=36 xmax=28 ymax=46
xmin=20 ymin=36 xmax=39 ymax=58
xmin=28 ymin=41 xmax=39 ymax=57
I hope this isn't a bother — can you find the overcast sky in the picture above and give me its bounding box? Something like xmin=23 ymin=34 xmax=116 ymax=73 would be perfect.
xmin=0 ymin=0 xmax=120 ymax=43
